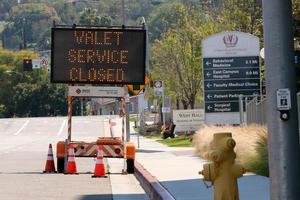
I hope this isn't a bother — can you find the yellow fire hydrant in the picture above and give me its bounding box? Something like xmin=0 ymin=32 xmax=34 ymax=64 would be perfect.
xmin=199 ymin=132 xmax=245 ymax=200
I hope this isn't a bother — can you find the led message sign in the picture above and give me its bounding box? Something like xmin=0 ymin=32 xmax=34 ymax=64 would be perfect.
xmin=51 ymin=27 xmax=146 ymax=84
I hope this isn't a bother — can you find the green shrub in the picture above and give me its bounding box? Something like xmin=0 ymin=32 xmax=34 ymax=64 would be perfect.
xmin=244 ymin=135 xmax=269 ymax=177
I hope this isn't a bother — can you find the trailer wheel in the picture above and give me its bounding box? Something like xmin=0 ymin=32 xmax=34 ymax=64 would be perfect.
xmin=57 ymin=157 xmax=65 ymax=173
xmin=126 ymin=159 xmax=134 ymax=174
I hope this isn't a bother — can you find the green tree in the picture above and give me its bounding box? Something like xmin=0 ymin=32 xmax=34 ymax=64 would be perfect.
xmin=218 ymin=0 xmax=263 ymax=39
xmin=79 ymin=7 xmax=101 ymax=26
xmin=2 ymin=3 xmax=60 ymax=50
xmin=52 ymin=0 xmax=78 ymax=25
xmin=148 ymin=2 xmax=183 ymax=41
xmin=0 ymin=0 xmax=16 ymax=20
xmin=0 ymin=48 xmax=37 ymax=116
xmin=0 ymin=47 xmax=70 ymax=118
xmin=13 ymin=81 xmax=67 ymax=117
xmin=79 ymin=7 xmax=112 ymax=26
xmin=151 ymin=4 xmax=229 ymax=109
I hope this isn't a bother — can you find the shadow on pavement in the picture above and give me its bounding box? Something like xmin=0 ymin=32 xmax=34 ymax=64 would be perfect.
xmin=0 ymin=172 xmax=44 ymax=174
xmin=161 ymin=178 xmax=212 ymax=200
xmin=159 ymin=176 xmax=269 ymax=200
xmin=170 ymin=150 xmax=196 ymax=156
xmin=78 ymin=194 xmax=148 ymax=200
xmin=78 ymin=194 xmax=112 ymax=200
xmin=0 ymin=171 xmax=95 ymax=175
xmin=136 ymin=149 xmax=165 ymax=153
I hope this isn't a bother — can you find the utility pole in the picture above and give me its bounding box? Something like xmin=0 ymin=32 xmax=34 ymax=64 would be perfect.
xmin=122 ymin=0 xmax=125 ymax=25
xmin=262 ymin=1 xmax=300 ymax=199
xmin=120 ymin=0 xmax=130 ymax=142
xmin=162 ymin=89 xmax=166 ymax=127
xmin=80 ymin=98 xmax=83 ymax=116
xmin=22 ymin=18 xmax=27 ymax=49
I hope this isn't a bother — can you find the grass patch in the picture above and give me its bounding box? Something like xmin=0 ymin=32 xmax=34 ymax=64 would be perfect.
xmin=129 ymin=115 xmax=137 ymax=122
xmin=144 ymin=132 xmax=161 ymax=139
xmin=157 ymin=135 xmax=193 ymax=147
xmin=145 ymin=133 xmax=193 ymax=147
xmin=244 ymin=135 xmax=269 ymax=177
xmin=0 ymin=23 xmax=5 ymax=33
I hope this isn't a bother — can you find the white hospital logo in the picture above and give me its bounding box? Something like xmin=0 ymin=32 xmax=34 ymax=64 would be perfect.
xmin=223 ymin=34 xmax=238 ymax=47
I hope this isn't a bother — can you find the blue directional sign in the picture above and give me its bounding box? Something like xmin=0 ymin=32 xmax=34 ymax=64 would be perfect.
xmin=203 ymin=56 xmax=261 ymax=113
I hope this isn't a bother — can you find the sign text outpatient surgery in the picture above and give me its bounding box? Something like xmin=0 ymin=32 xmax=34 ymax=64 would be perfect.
xmin=51 ymin=28 xmax=146 ymax=84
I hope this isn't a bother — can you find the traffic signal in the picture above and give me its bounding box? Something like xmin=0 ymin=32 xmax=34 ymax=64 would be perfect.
xmin=23 ymin=59 xmax=32 ymax=71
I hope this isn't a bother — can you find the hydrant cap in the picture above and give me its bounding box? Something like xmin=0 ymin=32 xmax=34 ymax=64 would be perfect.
xmin=210 ymin=150 xmax=224 ymax=162
xmin=213 ymin=132 xmax=232 ymax=141
xmin=213 ymin=132 xmax=236 ymax=151
xmin=226 ymin=138 xmax=236 ymax=149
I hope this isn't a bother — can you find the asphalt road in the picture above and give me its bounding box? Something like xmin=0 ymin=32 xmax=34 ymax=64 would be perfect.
xmin=0 ymin=116 xmax=148 ymax=200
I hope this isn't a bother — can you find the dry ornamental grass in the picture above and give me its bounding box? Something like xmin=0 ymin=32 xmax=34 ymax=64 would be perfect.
xmin=193 ymin=124 xmax=267 ymax=165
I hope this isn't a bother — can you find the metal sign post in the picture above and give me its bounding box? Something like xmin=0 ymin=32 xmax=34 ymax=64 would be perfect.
xmin=162 ymin=89 xmax=166 ymax=127
xmin=153 ymin=80 xmax=165 ymax=126
xmin=67 ymin=96 xmax=72 ymax=142
xmin=124 ymin=87 xmax=131 ymax=142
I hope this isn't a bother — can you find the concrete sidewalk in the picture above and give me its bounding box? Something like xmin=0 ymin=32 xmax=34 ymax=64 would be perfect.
xmin=131 ymin=132 xmax=270 ymax=200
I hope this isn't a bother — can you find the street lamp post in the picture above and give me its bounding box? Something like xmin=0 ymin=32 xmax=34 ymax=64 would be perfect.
xmin=122 ymin=0 xmax=125 ymax=25
xmin=22 ymin=18 xmax=27 ymax=49
xmin=262 ymin=0 xmax=300 ymax=199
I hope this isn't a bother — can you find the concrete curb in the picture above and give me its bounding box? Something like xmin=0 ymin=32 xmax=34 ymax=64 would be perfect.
xmin=134 ymin=161 xmax=176 ymax=200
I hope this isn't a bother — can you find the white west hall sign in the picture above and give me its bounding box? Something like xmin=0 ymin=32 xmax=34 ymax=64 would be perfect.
xmin=173 ymin=109 xmax=204 ymax=132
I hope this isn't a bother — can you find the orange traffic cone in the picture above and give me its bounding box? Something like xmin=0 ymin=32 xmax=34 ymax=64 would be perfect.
xmin=43 ymin=144 xmax=57 ymax=173
xmin=92 ymin=145 xmax=107 ymax=178
xmin=65 ymin=143 xmax=78 ymax=175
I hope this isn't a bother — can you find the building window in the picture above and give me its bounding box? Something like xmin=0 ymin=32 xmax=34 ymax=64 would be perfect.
xmin=128 ymin=102 xmax=134 ymax=113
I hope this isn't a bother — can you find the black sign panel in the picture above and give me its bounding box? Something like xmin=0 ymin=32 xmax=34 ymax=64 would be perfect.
xmin=204 ymin=79 xmax=260 ymax=90
xmin=204 ymin=68 xmax=260 ymax=80
xmin=204 ymin=90 xmax=261 ymax=102
xmin=205 ymin=102 xmax=239 ymax=112
xmin=203 ymin=57 xmax=259 ymax=69
xmin=51 ymin=27 xmax=146 ymax=84
xmin=203 ymin=56 xmax=260 ymax=113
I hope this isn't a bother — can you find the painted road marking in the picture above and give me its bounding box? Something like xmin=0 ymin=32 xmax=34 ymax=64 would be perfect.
xmin=14 ymin=120 xmax=30 ymax=136
xmin=57 ymin=119 xmax=66 ymax=136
